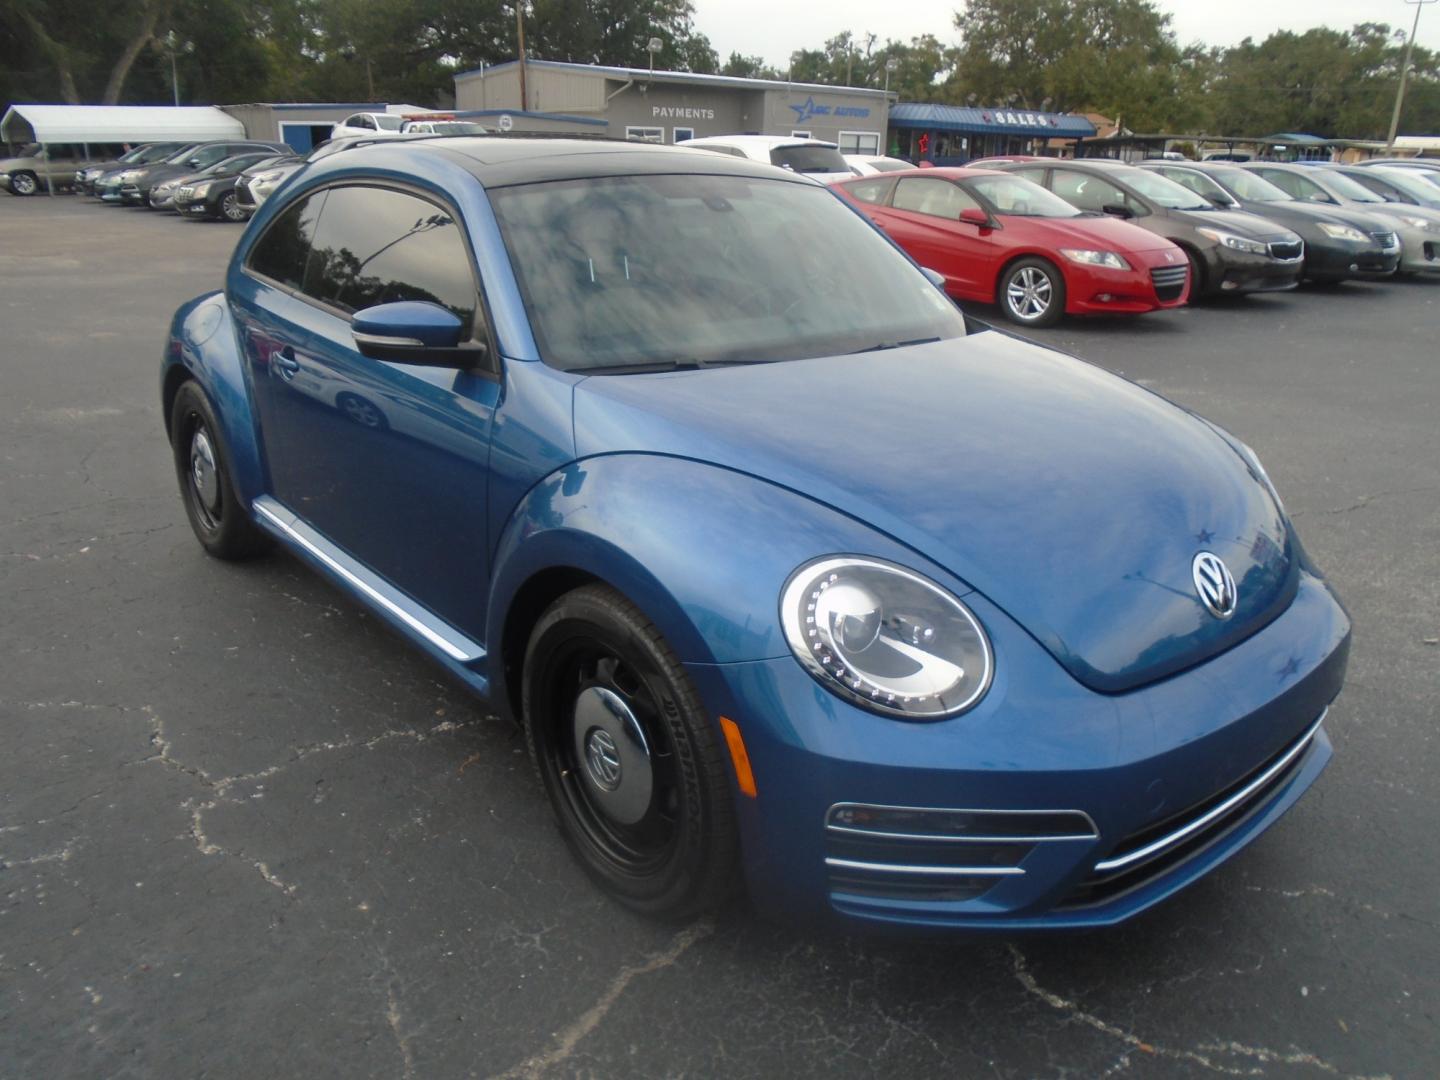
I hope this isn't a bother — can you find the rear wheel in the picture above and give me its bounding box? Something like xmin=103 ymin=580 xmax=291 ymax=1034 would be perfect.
xmin=1000 ymin=257 xmax=1065 ymax=327
xmin=9 ymin=171 xmax=38 ymax=196
xmin=523 ymin=585 xmax=739 ymax=918
xmin=169 ymin=381 xmax=271 ymax=560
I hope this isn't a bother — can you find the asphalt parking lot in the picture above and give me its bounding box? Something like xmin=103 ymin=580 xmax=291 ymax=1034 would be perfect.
xmin=2 ymin=195 xmax=1437 ymax=1079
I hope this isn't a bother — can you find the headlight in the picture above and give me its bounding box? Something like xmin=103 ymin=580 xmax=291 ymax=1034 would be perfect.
xmin=780 ymin=556 xmax=993 ymax=720
xmin=1317 ymin=223 xmax=1368 ymax=243
xmin=1196 ymin=227 xmax=1269 ymax=256
xmin=1059 ymin=248 xmax=1131 ymax=270
xmin=252 ymin=169 xmax=284 ymax=184
xmin=1399 ymin=215 xmax=1437 ymax=232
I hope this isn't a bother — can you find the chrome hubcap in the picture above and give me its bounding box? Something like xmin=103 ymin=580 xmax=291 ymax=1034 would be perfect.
xmin=223 ymin=194 xmax=245 ymax=220
xmin=13 ymin=174 xmax=36 ymax=194
xmin=1006 ymin=267 xmax=1052 ymax=320
xmin=190 ymin=428 xmax=220 ymax=514
xmin=572 ymin=686 xmax=652 ymax=825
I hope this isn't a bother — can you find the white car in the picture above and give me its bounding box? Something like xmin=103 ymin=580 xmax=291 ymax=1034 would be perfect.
xmin=400 ymin=119 xmax=489 ymax=135
xmin=329 ymin=112 xmax=406 ymax=140
xmin=681 ymin=135 xmax=854 ymax=183
xmin=843 ymin=154 xmax=917 ymax=176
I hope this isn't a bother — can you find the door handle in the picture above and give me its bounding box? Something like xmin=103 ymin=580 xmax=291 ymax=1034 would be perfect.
xmin=274 ymin=347 xmax=300 ymax=380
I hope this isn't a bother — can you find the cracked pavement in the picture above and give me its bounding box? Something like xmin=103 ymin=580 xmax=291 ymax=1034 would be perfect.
xmin=2 ymin=198 xmax=1436 ymax=1078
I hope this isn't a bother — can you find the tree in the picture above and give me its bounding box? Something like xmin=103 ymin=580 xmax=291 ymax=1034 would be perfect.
xmin=720 ymin=52 xmax=781 ymax=80
xmin=0 ymin=0 xmax=176 ymax=104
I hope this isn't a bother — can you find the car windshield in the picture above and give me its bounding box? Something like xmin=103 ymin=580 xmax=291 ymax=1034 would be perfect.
xmin=489 ymin=173 xmax=967 ymax=372
xmin=968 ymin=175 xmax=1082 ymax=217
xmin=374 ymin=115 xmax=403 ymax=131
xmin=1217 ymin=169 xmax=1290 ymax=202
xmin=1317 ymin=170 xmax=1384 ymax=202
xmin=430 ymin=122 xmax=486 ymax=134
xmin=16 ymin=143 xmax=42 ymax=158
xmin=1368 ymin=168 xmax=1440 ymax=206
xmin=770 ymin=145 xmax=848 ymax=174
xmin=1119 ymin=169 xmax=1212 ymax=210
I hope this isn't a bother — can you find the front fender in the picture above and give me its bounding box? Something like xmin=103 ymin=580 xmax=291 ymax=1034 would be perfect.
xmin=486 ymin=452 xmax=976 ymax=671
xmin=161 ymin=294 xmax=265 ymax=507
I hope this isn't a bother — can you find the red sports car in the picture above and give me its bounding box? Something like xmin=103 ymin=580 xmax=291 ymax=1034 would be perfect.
xmin=832 ymin=167 xmax=1190 ymax=326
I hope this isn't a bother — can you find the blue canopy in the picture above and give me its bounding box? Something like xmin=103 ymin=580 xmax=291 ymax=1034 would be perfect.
xmin=890 ymin=103 xmax=1095 ymax=139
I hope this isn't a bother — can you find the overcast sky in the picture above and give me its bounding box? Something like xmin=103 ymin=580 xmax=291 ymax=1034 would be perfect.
xmin=691 ymin=0 xmax=1440 ymax=69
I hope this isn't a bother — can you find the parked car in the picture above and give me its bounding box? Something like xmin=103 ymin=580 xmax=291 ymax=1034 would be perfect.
xmin=151 ymin=151 xmax=281 ymax=211
xmin=682 ymin=135 xmax=853 ymax=182
xmin=992 ymin=159 xmax=1305 ymax=297
xmin=172 ymin=153 xmax=296 ymax=221
xmin=234 ymin=135 xmax=425 ymax=212
xmin=1328 ymin=164 xmax=1440 ymax=211
xmin=1353 ymin=158 xmax=1440 ymax=189
xmin=162 ymin=136 xmax=1349 ymax=932
xmin=832 ymin=168 xmax=1189 ymax=326
xmin=76 ymin=142 xmax=194 ymax=195
xmin=1 ymin=142 xmax=125 ymax=195
xmin=1137 ymin=161 xmax=1400 ymax=282
xmin=400 ymin=116 xmax=489 ymax=135
xmin=1241 ymin=162 xmax=1440 ymax=277
xmin=105 ymin=141 xmax=289 ymax=207
xmin=330 ymin=112 xmax=406 ymax=140
xmin=843 ymin=154 xmax=917 ymax=176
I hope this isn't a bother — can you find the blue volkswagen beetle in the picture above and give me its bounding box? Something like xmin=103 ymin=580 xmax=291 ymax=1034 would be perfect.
xmin=162 ymin=137 xmax=1350 ymax=930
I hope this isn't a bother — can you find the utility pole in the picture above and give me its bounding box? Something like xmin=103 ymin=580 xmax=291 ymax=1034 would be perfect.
xmin=1386 ymin=0 xmax=1437 ymax=152
xmin=515 ymin=4 xmax=528 ymax=112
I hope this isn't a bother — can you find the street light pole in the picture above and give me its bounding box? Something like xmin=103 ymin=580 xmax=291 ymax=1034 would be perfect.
xmin=1386 ymin=0 xmax=1438 ymax=152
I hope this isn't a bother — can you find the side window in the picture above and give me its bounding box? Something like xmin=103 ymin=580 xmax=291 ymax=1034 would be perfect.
xmin=892 ymin=177 xmax=981 ymax=219
xmin=1053 ymin=170 xmax=1130 ymax=212
xmin=301 ymin=185 xmax=478 ymax=327
xmin=624 ymin=126 xmax=664 ymax=143
xmin=1352 ymin=174 xmax=1399 ymax=200
xmin=1010 ymin=167 xmax=1048 ymax=186
xmin=355 ymin=115 xmax=376 ymax=130
xmin=247 ymin=190 xmax=328 ymax=290
xmin=1162 ymin=169 xmax=1208 ymax=196
xmin=845 ymin=177 xmax=893 ymax=205
xmin=1261 ymin=170 xmax=1329 ymax=203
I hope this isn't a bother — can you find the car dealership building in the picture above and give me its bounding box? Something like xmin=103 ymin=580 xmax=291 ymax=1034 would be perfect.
xmin=453 ymin=60 xmax=892 ymax=153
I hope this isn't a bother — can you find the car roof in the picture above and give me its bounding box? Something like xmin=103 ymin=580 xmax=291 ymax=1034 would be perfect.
xmin=843 ymin=166 xmax=1003 ymax=181
xmin=324 ymin=136 xmax=817 ymax=188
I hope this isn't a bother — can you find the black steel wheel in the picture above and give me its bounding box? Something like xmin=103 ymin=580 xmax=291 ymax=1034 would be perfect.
xmin=169 ymin=381 xmax=271 ymax=560
xmin=523 ymin=584 xmax=739 ymax=917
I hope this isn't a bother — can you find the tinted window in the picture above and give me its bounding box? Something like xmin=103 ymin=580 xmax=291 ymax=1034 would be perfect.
xmin=1053 ymin=170 xmax=1136 ymax=213
xmin=1260 ymin=170 xmax=1332 ymax=203
xmin=893 ymin=177 xmax=981 ymax=218
xmin=844 ymin=177 xmax=892 ymax=204
xmin=1009 ymin=167 xmax=1048 ymax=185
xmin=301 ymin=186 xmax=477 ymax=325
xmin=968 ymin=175 xmax=1081 ymax=217
xmin=1160 ymin=167 xmax=1228 ymax=202
xmin=247 ymin=191 xmax=327 ymax=290
xmin=770 ymin=145 xmax=848 ymax=174
xmin=374 ymin=115 xmax=403 ymax=131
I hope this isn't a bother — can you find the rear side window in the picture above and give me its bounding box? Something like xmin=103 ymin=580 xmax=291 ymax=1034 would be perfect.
xmin=893 ymin=177 xmax=980 ymax=218
xmin=1052 ymin=169 xmax=1136 ymax=213
xmin=1162 ymin=168 xmax=1225 ymax=200
xmin=1260 ymin=170 xmax=1330 ymax=203
xmin=300 ymin=186 xmax=477 ymax=326
xmin=770 ymin=145 xmax=847 ymax=174
xmin=247 ymin=191 xmax=327 ymax=290
xmin=844 ymin=177 xmax=893 ymax=204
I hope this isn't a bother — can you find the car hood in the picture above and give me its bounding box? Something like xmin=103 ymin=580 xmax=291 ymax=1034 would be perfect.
xmin=1174 ymin=206 xmax=1297 ymax=240
xmin=1361 ymin=202 xmax=1440 ymax=226
xmin=572 ymin=332 xmax=1297 ymax=693
xmin=1010 ymin=214 xmax=1177 ymax=253
xmin=1238 ymin=199 xmax=1388 ymax=231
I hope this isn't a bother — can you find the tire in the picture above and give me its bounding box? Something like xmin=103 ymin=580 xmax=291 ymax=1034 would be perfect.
xmin=999 ymin=257 xmax=1065 ymax=327
xmin=335 ymin=392 xmax=388 ymax=430
xmin=1182 ymin=248 xmax=1207 ymax=299
xmin=9 ymin=171 xmax=38 ymax=196
xmin=220 ymin=191 xmax=248 ymax=222
xmin=523 ymin=584 xmax=740 ymax=918
xmin=169 ymin=381 xmax=271 ymax=560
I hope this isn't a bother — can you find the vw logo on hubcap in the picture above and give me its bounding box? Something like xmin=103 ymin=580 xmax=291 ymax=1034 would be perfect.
xmin=1192 ymin=551 xmax=1237 ymax=619
xmin=584 ymin=727 xmax=623 ymax=790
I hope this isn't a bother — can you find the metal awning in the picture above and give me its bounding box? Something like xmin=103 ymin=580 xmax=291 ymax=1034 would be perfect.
xmin=1 ymin=104 xmax=245 ymax=145
xmin=889 ymin=103 xmax=1096 ymax=139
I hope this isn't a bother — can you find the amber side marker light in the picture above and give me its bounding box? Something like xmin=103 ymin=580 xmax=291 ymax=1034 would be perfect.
xmin=718 ymin=716 xmax=758 ymax=798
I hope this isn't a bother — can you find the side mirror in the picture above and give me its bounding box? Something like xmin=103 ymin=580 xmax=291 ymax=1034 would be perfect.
xmin=920 ymin=267 xmax=946 ymax=288
xmin=1100 ymin=202 xmax=1134 ymax=218
xmin=351 ymin=301 xmax=486 ymax=367
xmin=1205 ymin=192 xmax=1234 ymax=208
xmin=959 ymin=207 xmax=990 ymax=226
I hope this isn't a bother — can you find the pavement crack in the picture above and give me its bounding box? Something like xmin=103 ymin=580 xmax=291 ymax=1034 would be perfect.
xmin=1007 ymin=943 xmax=1390 ymax=1079
xmin=491 ymin=918 xmax=715 ymax=1079
xmin=0 ymin=837 xmax=81 ymax=869
xmin=185 ymin=798 xmax=298 ymax=898
xmin=378 ymin=951 xmax=417 ymax=1080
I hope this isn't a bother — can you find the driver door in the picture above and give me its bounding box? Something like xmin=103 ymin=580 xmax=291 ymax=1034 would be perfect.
xmin=880 ymin=176 xmax=993 ymax=297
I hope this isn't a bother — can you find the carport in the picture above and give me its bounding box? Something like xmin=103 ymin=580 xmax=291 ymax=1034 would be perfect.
xmin=0 ymin=104 xmax=244 ymax=194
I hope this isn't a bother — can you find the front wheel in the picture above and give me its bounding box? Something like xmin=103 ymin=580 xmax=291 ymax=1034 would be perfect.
xmin=220 ymin=191 xmax=248 ymax=222
xmin=523 ymin=585 xmax=740 ymax=918
xmin=8 ymin=171 xmax=38 ymax=196
xmin=1000 ymin=257 xmax=1065 ymax=327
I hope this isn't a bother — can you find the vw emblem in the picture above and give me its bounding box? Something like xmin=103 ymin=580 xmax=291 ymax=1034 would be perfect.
xmin=1192 ymin=551 xmax=1237 ymax=619
xmin=584 ymin=728 xmax=622 ymax=790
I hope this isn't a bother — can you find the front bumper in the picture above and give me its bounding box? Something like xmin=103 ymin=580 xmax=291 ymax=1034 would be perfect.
xmin=1206 ymin=247 xmax=1304 ymax=294
xmin=1066 ymin=250 xmax=1190 ymax=315
xmin=686 ymin=568 xmax=1349 ymax=931
xmin=1396 ymin=227 xmax=1440 ymax=274
xmin=1304 ymin=239 xmax=1400 ymax=280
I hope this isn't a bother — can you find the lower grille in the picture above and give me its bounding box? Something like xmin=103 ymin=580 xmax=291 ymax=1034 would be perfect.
xmin=825 ymin=803 xmax=1096 ymax=904
xmin=1150 ymin=264 xmax=1188 ymax=301
xmin=1062 ymin=710 xmax=1326 ymax=909
xmin=1370 ymin=230 xmax=1398 ymax=249
xmin=1268 ymin=240 xmax=1304 ymax=261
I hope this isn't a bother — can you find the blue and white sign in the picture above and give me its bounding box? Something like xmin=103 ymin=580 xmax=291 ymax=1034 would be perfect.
xmin=789 ymin=96 xmax=871 ymax=124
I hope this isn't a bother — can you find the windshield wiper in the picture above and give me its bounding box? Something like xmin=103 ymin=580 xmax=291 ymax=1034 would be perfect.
xmin=849 ymin=336 xmax=942 ymax=354
xmin=583 ymin=355 xmax=778 ymax=375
